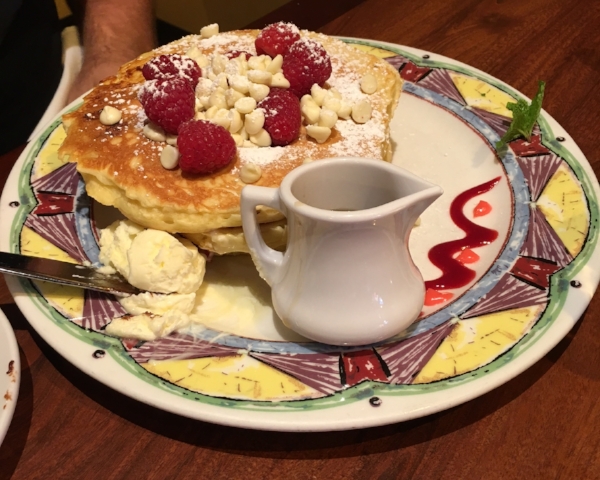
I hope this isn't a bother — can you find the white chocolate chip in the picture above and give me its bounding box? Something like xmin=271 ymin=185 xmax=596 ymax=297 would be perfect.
xmin=306 ymin=125 xmax=332 ymax=144
xmin=329 ymin=88 xmax=342 ymax=99
xmin=200 ymin=23 xmax=219 ymax=38
xmin=225 ymin=88 xmax=245 ymax=108
xmin=185 ymin=46 xmax=201 ymax=60
xmin=231 ymin=133 xmax=244 ymax=146
xmin=250 ymin=128 xmax=272 ymax=147
xmin=195 ymin=53 xmax=210 ymax=68
xmin=229 ymin=75 xmax=250 ymax=94
xmin=142 ymin=122 xmax=166 ymax=142
xmin=271 ymin=72 xmax=290 ymax=88
xmin=301 ymin=103 xmax=320 ymax=125
xmin=242 ymin=139 xmax=258 ymax=148
xmin=160 ymin=145 xmax=180 ymax=169
xmin=302 ymin=157 xmax=314 ymax=164
xmin=247 ymin=70 xmax=272 ymax=85
xmin=209 ymin=90 xmax=227 ymax=110
xmin=244 ymin=108 xmax=265 ymax=135
xmin=301 ymin=95 xmax=318 ymax=108
xmin=99 ymin=105 xmax=122 ymax=125
xmin=229 ymin=109 xmax=243 ymax=133
xmin=360 ymin=74 xmax=378 ymax=94
xmin=195 ymin=111 xmax=206 ymax=120
xmin=322 ymin=96 xmax=341 ymax=113
xmin=195 ymin=55 xmax=210 ymax=69
xmin=199 ymin=95 xmax=211 ymax=109
xmin=351 ymin=99 xmax=372 ymax=124
xmin=215 ymin=73 xmax=229 ymax=90
xmin=224 ymin=57 xmax=239 ymax=76
xmin=205 ymin=105 xmax=219 ymax=119
xmin=237 ymin=56 xmax=248 ymax=75
xmin=240 ymin=163 xmax=262 ymax=183
xmin=211 ymin=54 xmax=227 ymax=75
xmin=266 ymin=54 xmax=283 ymax=74
xmin=186 ymin=47 xmax=209 ymax=67
xmin=247 ymin=56 xmax=266 ymax=71
xmin=249 ymin=83 xmax=270 ymax=102
xmin=337 ymin=101 xmax=352 ymax=120
xmin=166 ymin=134 xmax=178 ymax=146
xmin=310 ymin=84 xmax=326 ymax=106
xmin=211 ymin=108 xmax=231 ymax=129
xmin=185 ymin=46 xmax=200 ymax=57
xmin=318 ymin=108 xmax=338 ymax=128
xmin=235 ymin=96 xmax=257 ymax=115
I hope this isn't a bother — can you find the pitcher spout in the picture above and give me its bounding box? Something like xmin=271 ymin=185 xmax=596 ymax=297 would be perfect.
xmin=403 ymin=183 xmax=444 ymax=218
xmin=386 ymin=168 xmax=443 ymax=229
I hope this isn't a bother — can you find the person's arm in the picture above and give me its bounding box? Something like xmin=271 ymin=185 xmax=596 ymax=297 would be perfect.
xmin=67 ymin=0 xmax=157 ymax=102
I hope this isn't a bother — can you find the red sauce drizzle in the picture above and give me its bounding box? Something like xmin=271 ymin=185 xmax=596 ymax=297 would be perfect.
xmin=425 ymin=177 xmax=501 ymax=290
xmin=473 ymin=200 xmax=492 ymax=218
xmin=424 ymin=289 xmax=454 ymax=306
xmin=456 ymin=248 xmax=480 ymax=265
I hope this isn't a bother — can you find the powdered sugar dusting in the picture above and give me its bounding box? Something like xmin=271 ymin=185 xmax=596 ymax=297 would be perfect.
xmin=182 ymin=33 xmax=258 ymax=57
xmin=184 ymin=30 xmax=389 ymax=164
xmin=289 ymin=38 xmax=328 ymax=65
xmin=332 ymin=117 xmax=385 ymax=157
xmin=143 ymin=54 xmax=200 ymax=86
xmin=239 ymin=146 xmax=286 ymax=166
xmin=151 ymin=29 xmax=393 ymax=167
xmin=60 ymin=26 xmax=400 ymax=226
xmin=275 ymin=22 xmax=300 ymax=35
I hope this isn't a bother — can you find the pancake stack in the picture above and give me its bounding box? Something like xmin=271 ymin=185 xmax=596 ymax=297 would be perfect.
xmin=59 ymin=27 xmax=402 ymax=254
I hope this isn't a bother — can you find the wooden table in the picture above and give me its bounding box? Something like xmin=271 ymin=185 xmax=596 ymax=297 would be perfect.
xmin=1 ymin=0 xmax=599 ymax=478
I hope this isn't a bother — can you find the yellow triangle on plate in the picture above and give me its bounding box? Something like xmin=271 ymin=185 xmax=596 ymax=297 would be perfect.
xmin=20 ymin=226 xmax=84 ymax=317
xmin=449 ymin=72 xmax=514 ymax=118
xmin=20 ymin=225 xmax=78 ymax=263
xmin=413 ymin=305 xmax=544 ymax=384
xmin=144 ymin=354 xmax=320 ymax=401
xmin=351 ymin=43 xmax=398 ymax=59
xmin=32 ymin=280 xmax=85 ymax=318
xmin=537 ymin=163 xmax=589 ymax=258
xmin=32 ymin=124 xmax=68 ymax=180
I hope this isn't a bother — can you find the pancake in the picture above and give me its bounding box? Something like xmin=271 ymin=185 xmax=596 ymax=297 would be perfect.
xmin=59 ymin=28 xmax=402 ymax=238
xmin=184 ymin=219 xmax=287 ymax=255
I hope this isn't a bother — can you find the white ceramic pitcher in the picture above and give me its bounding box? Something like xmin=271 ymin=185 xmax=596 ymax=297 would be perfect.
xmin=241 ymin=157 xmax=443 ymax=346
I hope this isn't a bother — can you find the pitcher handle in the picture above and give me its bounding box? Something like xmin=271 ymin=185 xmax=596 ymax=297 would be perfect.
xmin=241 ymin=186 xmax=285 ymax=286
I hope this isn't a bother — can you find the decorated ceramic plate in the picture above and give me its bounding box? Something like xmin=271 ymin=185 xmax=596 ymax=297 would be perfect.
xmin=0 ymin=308 xmax=20 ymax=445
xmin=1 ymin=39 xmax=599 ymax=432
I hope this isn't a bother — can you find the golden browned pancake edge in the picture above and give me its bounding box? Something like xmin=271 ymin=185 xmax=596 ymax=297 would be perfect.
xmin=59 ymin=29 xmax=402 ymax=234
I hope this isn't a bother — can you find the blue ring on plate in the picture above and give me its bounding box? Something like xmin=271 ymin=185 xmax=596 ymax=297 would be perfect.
xmin=71 ymin=81 xmax=531 ymax=355
xmin=74 ymin=179 xmax=102 ymax=266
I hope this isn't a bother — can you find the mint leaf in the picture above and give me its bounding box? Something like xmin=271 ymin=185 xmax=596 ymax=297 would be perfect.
xmin=496 ymin=80 xmax=545 ymax=150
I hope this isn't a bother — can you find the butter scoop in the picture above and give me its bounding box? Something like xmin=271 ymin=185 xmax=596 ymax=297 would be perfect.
xmin=99 ymin=220 xmax=205 ymax=295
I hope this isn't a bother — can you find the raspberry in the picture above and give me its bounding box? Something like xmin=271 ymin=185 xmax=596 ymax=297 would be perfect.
xmin=282 ymin=38 xmax=332 ymax=97
xmin=225 ymin=50 xmax=252 ymax=59
xmin=255 ymin=22 xmax=301 ymax=57
xmin=142 ymin=54 xmax=201 ymax=89
xmin=258 ymin=88 xmax=301 ymax=146
xmin=177 ymin=120 xmax=236 ymax=174
xmin=138 ymin=78 xmax=195 ymax=135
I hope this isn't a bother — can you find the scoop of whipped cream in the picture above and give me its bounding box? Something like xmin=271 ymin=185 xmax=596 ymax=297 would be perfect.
xmin=98 ymin=220 xmax=205 ymax=294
